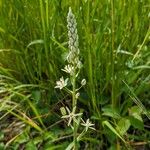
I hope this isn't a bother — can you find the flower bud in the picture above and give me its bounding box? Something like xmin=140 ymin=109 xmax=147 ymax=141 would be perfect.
xmin=81 ymin=79 xmax=86 ymax=86
xmin=75 ymin=92 xmax=80 ymax=99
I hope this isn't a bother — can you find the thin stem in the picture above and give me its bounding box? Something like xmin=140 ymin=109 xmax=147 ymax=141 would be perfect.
xmin=39 ymin=0 xmax=49 ymax=76
xmin=111 ymin=0 xmax=115 ymax=108
xmin=72 ymin=75 xmax=77 ymax=149
xmin=132 ymin=26 xmax=150 ymax=61
xmin=77 ymin=129 xmax=86 ymax=141
xmin=72 ymin=77 xmax=76 ymax=108
xmin=45 ymin=0 xmax=49 ymax=29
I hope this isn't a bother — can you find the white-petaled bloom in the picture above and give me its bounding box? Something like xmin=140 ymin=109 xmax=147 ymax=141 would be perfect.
xmin=81 ymin=118 xmax=95 ymax=132
xmin=81 ymin=79 xmax=86 ymax=86
xmin=61 ymin=65 xmax=75 ymax=75
xmin=55 ymin=77 xmax=68 ymax=89
xmin=61 ymin=106 xmax=82 ymax=126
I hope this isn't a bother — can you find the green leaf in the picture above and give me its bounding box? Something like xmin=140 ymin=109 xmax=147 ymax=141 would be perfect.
xmin=129 ymin=106 xmax=143 ymax=121
xmin=27 ymin=39 xmax=44 ymax=48
xmin=15 ymin=133 xmax=29 ymax=144
xmin=108 ymin=145 xmax=116 ymax=150
xmin=27 ymin=99 xmax=45 ymax=129
xmin=45 ymin=145 xmax=66 ymax=150
xmin=32 ymin=136 xmax=43 ymax=145
xmin=116 ymin=118 xmax=130 ymax=136
xmin=25 ymin=141 xmax=37 ymax=150
xmin=44 ymin=141 xmax=69 ymax=150
xmin=102 ymin=121 xmax=126 ymax=143
xmin=43 ymin=132 xmax=56 ymax=141
xmin=130 ymin=106 xmax=142 ymax=114
xmin=133 ymin=65 xmax=150 ymax=70
xmin=0 ymin=132 xmax=4 ymax=140
xmin=31 ymin=90 xmax=41 ymax=104
xmin=104 ymin=128 xmax=116 ymax=143
xmin=0 ymin=143 xmax=4 ymax=149
xmin=66 ymin=142 xmax=74 ymax=150
xmin=102 ymin=106 xmax=120 ymax=119
xmin=129 ymin=116 xmax=144 ymax=130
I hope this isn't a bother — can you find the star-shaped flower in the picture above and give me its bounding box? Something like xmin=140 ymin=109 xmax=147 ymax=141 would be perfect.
xmin=61 ymin=106 xmax=82 ymax=126
xmin=61 ymin=65 xmax=75 ymax=75
xmin=55 ymin=77 xmax=68 ymax=89
xmin=81 ymin=118 xmax=95 ymax=132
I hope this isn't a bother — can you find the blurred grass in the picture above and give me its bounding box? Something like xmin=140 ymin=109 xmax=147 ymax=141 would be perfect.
xmin=0 ymin=0 xmax=150 ymax=149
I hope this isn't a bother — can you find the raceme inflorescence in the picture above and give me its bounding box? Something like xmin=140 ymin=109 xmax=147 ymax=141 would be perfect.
xmin=55 ymin=7 xmax=95 ymax=149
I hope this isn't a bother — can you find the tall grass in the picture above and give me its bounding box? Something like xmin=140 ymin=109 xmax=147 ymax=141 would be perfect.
xmin=0 ymin=0 xmax=150 ymax=149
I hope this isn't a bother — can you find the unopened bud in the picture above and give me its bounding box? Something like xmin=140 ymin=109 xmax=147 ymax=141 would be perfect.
xmin=81 ymin=79 xmax=86 ymax=86
xmin=75 ymin=92 xmax=80 ymax=99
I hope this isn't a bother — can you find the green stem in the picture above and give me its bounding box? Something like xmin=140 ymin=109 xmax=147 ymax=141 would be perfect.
xmin=72 ymin=77 xmax=76 ymax=108
xmin=45 ymin=0 xmax=49 ymax=29
xmin=72 ymin=75 xmax=77 ymax=150
xmin=73 ymin=122 xmax=77 ymax=150
xmin=39 ymin=0 xmax=50 ymax=77
xmin=77 ymin=129 xmax=86 ymax=141
xmin=72 ymin=76 xmax=77 ymax=149
xmin=111 ymin=0 xmax=115 ymax=108
xmin=39 ymin=0 xmax=48 ymax=57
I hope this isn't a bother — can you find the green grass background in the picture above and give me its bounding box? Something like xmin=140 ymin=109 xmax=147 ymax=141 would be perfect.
xmin=0 ymin=0 xmax=150 ymax=149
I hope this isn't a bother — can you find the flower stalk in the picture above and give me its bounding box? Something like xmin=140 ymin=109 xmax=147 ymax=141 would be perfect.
xmin=55 ymin=7 xmax=95 ymax=150
xmin=67 ymin=7 xmax=79 ymax=149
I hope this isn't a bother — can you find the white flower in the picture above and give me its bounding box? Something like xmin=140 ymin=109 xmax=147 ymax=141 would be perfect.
xmin=81 ymin=79 xmax=86 ymax=86
xmin=55 ymin=77 xmax=68 ymax=89
xmin=61 ymin=106 xmax=82 ymax=126
xmin=61 ymin=65 xmax=74 ymax=75
xmin=81 ymin=118 xmax=95 ymax=132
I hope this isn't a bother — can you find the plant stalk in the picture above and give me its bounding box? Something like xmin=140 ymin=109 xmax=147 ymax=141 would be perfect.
xmin=111 ymin=0 xmax=115 ymax=108
xmin=72 ymin=75 xmax=77 ymax=150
